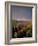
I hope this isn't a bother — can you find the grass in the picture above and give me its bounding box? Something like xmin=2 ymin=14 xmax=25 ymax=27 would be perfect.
xmin=12 ymin=20 xmax=32 ymax=38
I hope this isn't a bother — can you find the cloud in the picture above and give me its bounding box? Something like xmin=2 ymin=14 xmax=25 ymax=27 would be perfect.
xmin=11 ymin=6 xmax=32 ymax=21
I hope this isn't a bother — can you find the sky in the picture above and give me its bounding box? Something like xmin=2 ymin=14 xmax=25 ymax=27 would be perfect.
xmin=11 ymin=6 xmax=32 ymax=21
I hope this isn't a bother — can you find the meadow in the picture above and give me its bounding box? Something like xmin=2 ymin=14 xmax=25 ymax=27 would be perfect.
xmin=12 ymin=20 xmax=32 ymax=38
